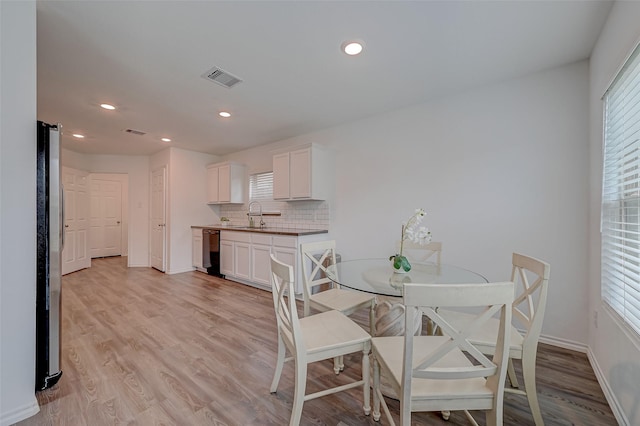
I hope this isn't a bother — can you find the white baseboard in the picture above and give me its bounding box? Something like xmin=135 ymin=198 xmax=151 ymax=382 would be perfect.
xmin=0 ymin=397 xmax=39 ymax=426
xmin=587 ymin=348 xmax=630 ymax=426
xmin=166 ymin=266 xmax=196 ymax=275
xmin=538 ymin=333 xmax=588 ymax=353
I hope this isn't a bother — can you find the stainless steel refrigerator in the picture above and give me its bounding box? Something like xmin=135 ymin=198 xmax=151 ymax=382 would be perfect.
xmin=35 ymin=121 xmax=63 ymax=390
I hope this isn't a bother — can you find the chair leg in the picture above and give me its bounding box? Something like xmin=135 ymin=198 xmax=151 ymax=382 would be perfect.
xmin=400 ymin=396 xmax=411 ymax=426
xmin=370 ymin=301 xmax=376 ymax=336
xmin=362 ymin=345 xmax=371 ymax=416
xmin=507 ymin=358 xmax=520 ymax=388
xmin=333 ymin=356 xmax=344 ymax=374
xmin=522 ymin=352 xmax=544 ymax=426
xmin=290 ymin=360 xmax=307 ymax=426
xmin=372 ymin=357 xmax=381 ymax=421
xmin=270 ymin=335 xmax=286 ymax=393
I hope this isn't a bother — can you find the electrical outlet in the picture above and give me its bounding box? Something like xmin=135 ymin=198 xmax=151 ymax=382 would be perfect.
xmin=594 ymin=310 xmax=599 ymax=329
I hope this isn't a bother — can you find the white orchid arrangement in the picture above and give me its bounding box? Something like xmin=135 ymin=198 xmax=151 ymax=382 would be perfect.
xmin=390 ymin=208 xmax=432 ymax=272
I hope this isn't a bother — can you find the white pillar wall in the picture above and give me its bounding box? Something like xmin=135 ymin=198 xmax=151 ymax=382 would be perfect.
xmin=0 ymin=1 xmax=41 ymax=425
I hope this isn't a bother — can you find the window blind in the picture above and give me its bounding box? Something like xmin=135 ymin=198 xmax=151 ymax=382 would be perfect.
xmin=602 ymin=42 xmax=640 ymax=336
xmin=249 ymin=171 xmax=273 ymax=201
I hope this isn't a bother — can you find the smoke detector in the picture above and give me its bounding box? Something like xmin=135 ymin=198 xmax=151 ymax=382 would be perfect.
xmin=202 ymin=66 xmax=243 ymax=88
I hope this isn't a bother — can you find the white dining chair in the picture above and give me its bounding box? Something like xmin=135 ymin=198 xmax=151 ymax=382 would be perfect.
xmin=438 ymin=253 xmax=550 ymax=425
xmin=300 ymin=240 xmax=377 ymax=373
xmin=372 ymin=281 xmax=514 ymax=426
xmin=395 ymin=240 xmax=442 ymax=265
xmin=269 ymin=254 xmax=372 ymax=426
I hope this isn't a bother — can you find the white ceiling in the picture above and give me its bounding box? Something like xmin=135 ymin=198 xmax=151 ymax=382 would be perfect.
xmin=36 ymin=1 xmax=613 ymax=156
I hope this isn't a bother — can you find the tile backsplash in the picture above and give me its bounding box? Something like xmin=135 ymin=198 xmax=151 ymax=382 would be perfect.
xmin=220 ymin=200 xmax=330 ymax=230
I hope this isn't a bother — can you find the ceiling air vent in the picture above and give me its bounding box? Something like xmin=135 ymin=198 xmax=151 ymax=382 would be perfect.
xmin=202 ymin=66 xmax=243 ymax=88
xmin=124 ymin=129 xmax=146 ymax=136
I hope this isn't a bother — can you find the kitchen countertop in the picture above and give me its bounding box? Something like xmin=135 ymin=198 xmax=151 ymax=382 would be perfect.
xmin=191 ymin=225 xmax=328 ymax=236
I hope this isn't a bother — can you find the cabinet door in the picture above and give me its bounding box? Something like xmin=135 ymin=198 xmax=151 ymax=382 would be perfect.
xmin=192 ymin=231 xmax=203 ymax=269
xmin=273 ymin=152 xmax=290 ymax=200
xmin=220 ymin=240 xmax=234 ymax=276
xmin=234 ymin=242 xmax=251 ymax=280
xmin=218 ymin=164 xmax=231 ymax=203
xmin=290 ymin=148 xmax=311 ymax=198
xmin=251 ymin=244 xmax=272 ymax=286
xmin=207 ymin=166 xmax=219 ymax=203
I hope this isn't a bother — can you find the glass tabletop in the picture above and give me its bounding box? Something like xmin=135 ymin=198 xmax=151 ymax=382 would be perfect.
xmin=325 ymin=258 xmax=488 ymax=297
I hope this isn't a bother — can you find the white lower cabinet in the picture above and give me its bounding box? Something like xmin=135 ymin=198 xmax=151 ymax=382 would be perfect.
xmin=250 ymin=233 xmax=273 ymax=286
xmin=220 ymin=240 xmax=234 ymax=276
xmin=192 ymin=228 xmax=204 ymax=271
xmin=251 ymin=243 xmax=272 ymax=286
xmin=220 ymin=230 xmax=327 ymax=294
xmin=234 ymin=242 xmax=251 ymax=281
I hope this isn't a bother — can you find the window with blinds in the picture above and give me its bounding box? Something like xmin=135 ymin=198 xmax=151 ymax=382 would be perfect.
xmin=249 ymin=171 xmax=273 ymax=201
xmin=602 ymin=42 xmax=640 ymax=336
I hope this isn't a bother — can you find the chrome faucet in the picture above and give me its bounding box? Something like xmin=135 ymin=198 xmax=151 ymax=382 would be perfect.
xmin=248 ymin=201 xmax=265 ymax=228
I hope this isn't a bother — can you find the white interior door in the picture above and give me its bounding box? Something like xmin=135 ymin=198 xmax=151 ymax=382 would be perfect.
xmin=150 ymin=167 xmax=166 ymax=271
xmin=90 ymin=178 xmax=122 ymax=258
xmin=62 ymin=167 xmax=91 ymax=275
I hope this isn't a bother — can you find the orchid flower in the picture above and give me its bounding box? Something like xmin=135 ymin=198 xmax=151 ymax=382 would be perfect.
xmin=391 ymin=208 xmax=432 ymax=272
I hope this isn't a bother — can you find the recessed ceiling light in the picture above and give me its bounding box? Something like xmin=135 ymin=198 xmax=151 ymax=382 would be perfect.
xmin=219 ymin=111 xmax=231 ymax=118
xmin=341 ymin=40 xmax=364 ymax=56
xmin=72 ymin=134 xmax=85 ymax=139
xmin=100 ymin=103 xmax=116 ymax=110
xmin=161 ymin=138 xmax=171 ymax=142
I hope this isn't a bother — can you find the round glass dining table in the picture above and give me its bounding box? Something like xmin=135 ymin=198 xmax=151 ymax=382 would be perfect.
xmin=325 ymin=258 xmax=488 ymax=298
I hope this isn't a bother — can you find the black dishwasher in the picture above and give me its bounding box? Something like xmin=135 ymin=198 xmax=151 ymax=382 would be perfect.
xmin=203 ymin=229 xmax=223 ymax=278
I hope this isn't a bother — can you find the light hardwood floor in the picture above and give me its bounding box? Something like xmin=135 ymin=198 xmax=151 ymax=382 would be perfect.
xmin=17 ymin=257 xmax=617 ymax=425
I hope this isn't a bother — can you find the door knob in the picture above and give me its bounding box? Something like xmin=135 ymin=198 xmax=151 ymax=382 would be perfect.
xmin=65 ymin=224 xmax=69 ymax=228
xmin=117 ymin=221 xmax=121 ymax=224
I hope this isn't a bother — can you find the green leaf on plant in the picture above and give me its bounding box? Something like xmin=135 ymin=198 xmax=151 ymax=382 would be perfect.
xmin=401 ymin=256 xmax=411 ymax=272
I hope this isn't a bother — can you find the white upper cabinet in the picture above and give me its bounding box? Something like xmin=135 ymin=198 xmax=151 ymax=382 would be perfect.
xmin=273 ymin=145 xmax=330 ymax=201
xmin=273 ymin=152 xmax=290 ymax=200
xmin=207 ymin=161 xmax=245 ymax=204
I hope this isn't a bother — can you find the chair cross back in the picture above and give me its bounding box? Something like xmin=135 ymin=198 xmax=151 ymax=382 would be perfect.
xmin=404 ymin=283 xmax=513 ymax=383
xmin=511 ymin=253 xmax=550 ymax=335
xmin=416 ymin=305 xmax=504 ymax=380
xmin=300 ymin=240 xmax=338 ymax=291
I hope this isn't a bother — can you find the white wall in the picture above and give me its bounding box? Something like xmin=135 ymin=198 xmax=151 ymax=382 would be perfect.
xmin=62 ymin=149 xmax=150 ymax=266
xmin=226 ymin=61 xmax=590 ymax=346
xmin=166 ymin=147 xmax=218 ymax=274
xmin=0 ymin=2 xmax=40 ymax=425
xmin=589 ymin=2 xmax=640 ymax=425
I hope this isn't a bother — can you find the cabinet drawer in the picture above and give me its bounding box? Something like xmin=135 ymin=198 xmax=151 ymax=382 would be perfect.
xmin=252 ymin=234 xmax=272 ymax=245
xmin=273 ymin=236 xmax=297 ymax=249
xmin=221 ymin=231 xmax=252 ymax=243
